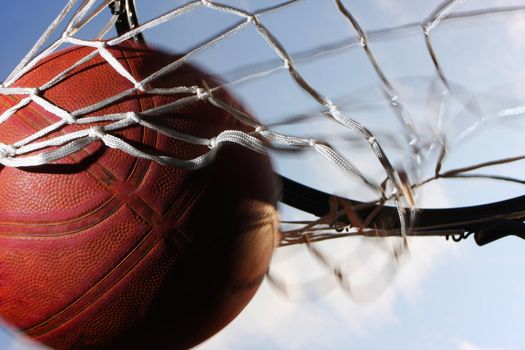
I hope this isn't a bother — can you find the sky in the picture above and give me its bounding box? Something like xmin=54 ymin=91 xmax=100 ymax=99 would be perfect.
xmin=1 ymin=1 xmax=525 ymax=349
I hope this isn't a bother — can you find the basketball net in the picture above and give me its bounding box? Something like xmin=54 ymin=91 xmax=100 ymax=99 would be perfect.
xmin=2 ymin=0 xmax=525 ymax=301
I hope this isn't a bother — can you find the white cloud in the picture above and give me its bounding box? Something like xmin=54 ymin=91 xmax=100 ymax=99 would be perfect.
xmin=504 ymin=15 xmax=525 ymax=52
xmin=0 ymin=320 xmax=45 ymax=350
xmin=197 ymin=96 xmax=459 ymax=347
xmin=458 ymin=340 xmax=484 ymax=350
xmin=198 ymin=206 xmax=455 ymax=349
xmin=457 ymin=339 xmax=514 ymax=350
xmin=4 ymin=335 xmax=46 ymax=350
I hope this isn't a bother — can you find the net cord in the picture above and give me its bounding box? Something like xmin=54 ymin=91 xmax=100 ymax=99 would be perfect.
xmin=3 ymin=0 xmax=525 ymax=301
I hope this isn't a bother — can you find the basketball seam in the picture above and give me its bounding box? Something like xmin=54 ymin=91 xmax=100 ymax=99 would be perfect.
xmin=17 ymin=45 xmax=209 ymax=337
xmin=0 ymin=45 xmax=162 ymax=234
xmin=23 ymin=183 xmax=207 ymax=337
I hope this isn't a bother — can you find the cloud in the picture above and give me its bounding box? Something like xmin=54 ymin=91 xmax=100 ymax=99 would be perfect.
xmin=503 ymin=14 xmax=525 ymax=52
xmin=197 ymin=202 xmax=456 ymax=349
xmin=457 ymin=339 xmax=514 ymax=350
xmin=0 ymin=320 xmax=45 ymax=350
xmin=4 ymin=334 xmax=46 ymax=350
xmin=198 ymin=72 xmax=461 ymax=347
xmin=458 ymin=340 xmax=486 ymax=350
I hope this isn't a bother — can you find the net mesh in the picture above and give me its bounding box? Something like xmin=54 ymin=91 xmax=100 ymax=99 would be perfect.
xmin=2 ymin=0 xmax=525 ymax=300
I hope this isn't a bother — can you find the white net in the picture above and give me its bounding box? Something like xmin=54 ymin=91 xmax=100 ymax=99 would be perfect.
xmin=2 ymin=0 xmax=525 ymax=300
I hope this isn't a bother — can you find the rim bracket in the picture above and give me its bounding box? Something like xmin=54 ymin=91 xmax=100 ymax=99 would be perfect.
xmin=109 ymin=0 xmax=144 ymax=43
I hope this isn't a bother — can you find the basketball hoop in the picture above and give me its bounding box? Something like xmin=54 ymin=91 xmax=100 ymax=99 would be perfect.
xmin=104 ymin=0 xmax=525 ymax=247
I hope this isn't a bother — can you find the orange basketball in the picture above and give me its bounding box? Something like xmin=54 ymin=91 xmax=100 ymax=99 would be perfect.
xmin=0 ymin=42 xmax=280 ymax=349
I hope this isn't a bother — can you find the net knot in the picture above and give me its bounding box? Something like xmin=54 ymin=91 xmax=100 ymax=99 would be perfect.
xmin=63 ymin=113 xmax=77 ymax=124
xmin=127 ymin=112 xmax=141 ymax=124
xmin=195 ymin=87 xmax=209 ymax=101
xmin=88 ymin=126 xmax=105 ymax=139
xmin=255 ymin=125 xmax=266 ymax=133
xmin=208 ymin=137 xmax=217 ymax=149
xmin=30 ymin=87 xmax=41 ymax=96
xmin=246 ymin=14 xmax=257 ymax=24
xmin=327 ymin=103 xmax=339 ymax=115
xmin=0 ymin=143 xmax=16 ymax=158
xmin=134 ymin=82 xmax=146 ymax=92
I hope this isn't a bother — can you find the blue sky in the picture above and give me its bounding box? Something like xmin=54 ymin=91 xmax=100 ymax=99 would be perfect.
xmin=1 ymin=1 xmax=525 ymax=349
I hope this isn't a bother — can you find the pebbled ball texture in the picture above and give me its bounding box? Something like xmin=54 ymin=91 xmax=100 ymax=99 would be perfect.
xmin=0 ymin=42 xmax=280 ymax=349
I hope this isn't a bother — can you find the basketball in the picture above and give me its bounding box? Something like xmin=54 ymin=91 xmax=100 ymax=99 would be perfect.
xmin=0 ymin=42 xmax=280 ymax=349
